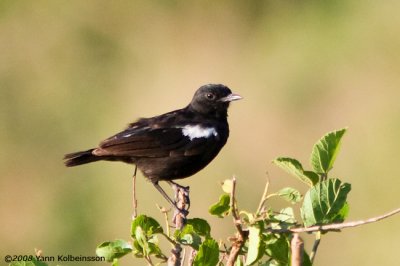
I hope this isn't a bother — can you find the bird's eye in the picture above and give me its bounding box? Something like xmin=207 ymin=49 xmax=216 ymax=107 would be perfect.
xmin=205 ymin=93 xmax=216 ymax=100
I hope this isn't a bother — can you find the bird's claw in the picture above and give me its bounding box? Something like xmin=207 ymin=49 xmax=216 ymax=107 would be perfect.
xmin=170 ymin=182 xmax=191 ymax=210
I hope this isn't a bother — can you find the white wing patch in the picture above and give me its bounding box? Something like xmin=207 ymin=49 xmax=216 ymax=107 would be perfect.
xmin=181 ymin=125 xmax=218 ymax=140
xmin=122 ymin=126 xmax=150 ymax=138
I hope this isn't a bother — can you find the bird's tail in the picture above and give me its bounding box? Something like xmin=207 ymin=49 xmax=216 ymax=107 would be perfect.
xmin=64 ymin=149 xmax=101 ymax=167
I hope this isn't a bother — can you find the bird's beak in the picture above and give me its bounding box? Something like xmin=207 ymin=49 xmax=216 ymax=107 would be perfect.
xmin=220 ymin=93 xmax=243 ymax=102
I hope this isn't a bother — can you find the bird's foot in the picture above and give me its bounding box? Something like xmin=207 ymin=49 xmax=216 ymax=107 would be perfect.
xmin=169 ymin=181 xmax=190 ymax=228
xmin=173 ymin=207 xmax=189 ymax=217
xmin=169 ymin=181 xmax=191 ymax=209
xmin=172 ymin=206 xmax=189 ymax=228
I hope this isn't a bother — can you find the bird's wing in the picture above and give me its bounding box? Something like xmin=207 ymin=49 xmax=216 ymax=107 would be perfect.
xmin=95 ymin=124 xmax=220 ymax=158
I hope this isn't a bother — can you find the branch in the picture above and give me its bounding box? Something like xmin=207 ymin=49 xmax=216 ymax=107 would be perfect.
xmin=167 ymin=245 xmax=182 ymax=266
xmin=168 ymin=185 xmax=189 ymax=266
xmin=290 ymin=233 xmax=304 ymax=266
xmin=269 ymin=207 xmax=400 ymax=234
xmin=172 ymin=186 xmax=188 ymax=230
xmin=188 ymin=248 xmax=197 ymax=266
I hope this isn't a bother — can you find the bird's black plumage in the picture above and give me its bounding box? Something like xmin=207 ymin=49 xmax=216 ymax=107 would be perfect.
xmin=64 ymin=84 xmax=241 ymax=208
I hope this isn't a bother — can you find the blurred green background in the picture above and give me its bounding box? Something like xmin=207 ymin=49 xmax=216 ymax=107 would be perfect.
xmin=1 ymin=1 xmax=400 ymax=265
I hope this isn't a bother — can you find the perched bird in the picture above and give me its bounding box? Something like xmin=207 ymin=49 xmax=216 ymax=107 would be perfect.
xmin=64 ymin=84 xmax=241 ymax=210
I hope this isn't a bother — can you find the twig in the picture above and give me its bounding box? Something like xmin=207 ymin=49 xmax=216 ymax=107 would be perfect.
xmin=145 ymin=255 xmax=154 ymax=266
xmin=132 ymin=166 xmax=138 ymax=219
xmin=267 ymin=207 xmax=400 ymax=234
xmin=180 ymin=247 xmax=186 ymax=265
xmin=290 ymin=233 xmax=304 ymax=266
xmin=157 ymin=204 xmax=172 ymax=239
xmin=226 ymin=176 xmax=247 ymax=266
xmin=256 ymin=175 xmax=270 ymax=215
xmin=230 ymin=176 xmax=244 ymax=237
xmin=161 ymin=233 xmax=178 ymax=245
xmin=188 ymin=248 xmax=197 ymax=266
xmin=309 ymin=231 xmax=321 ymax=263
xmin=217 ymin=252 xmax=226 ymax=266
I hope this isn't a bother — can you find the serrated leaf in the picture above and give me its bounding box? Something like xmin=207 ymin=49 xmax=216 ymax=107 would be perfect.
xmin=209 ymin=194 xmax=230 ymax=217
xmin=301 ymin=178 xmax=351 ymax=226
xmin=222 ymin=179 xmax=234 ymax=194
xmin=276 ymin=187 xmax=302 ymax=204
xmin=187 ymin=218 xmax=211 ymax=237
xmin=193 ymin=238 xmax=219 ymax=266
xmin=310 ymin=128 xmax=347 ymax=175
xmin=131 ymin=215 xmax=163 ymax=238
xmin=175 ymin=224 xmax=202 ymax=250
xmin=273 ymin=157 xmax=319 ymax=186
xmin=245 ymin=226 xmax=265 ymax=265
xmin=96 ymin=239 xmax=132 ymax=262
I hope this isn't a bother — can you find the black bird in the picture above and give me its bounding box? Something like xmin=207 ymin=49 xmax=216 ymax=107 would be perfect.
xmin=64 ymin=84 xmax=241 ymax=210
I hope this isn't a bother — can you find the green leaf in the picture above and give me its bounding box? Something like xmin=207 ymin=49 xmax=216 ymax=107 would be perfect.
xmin=187 ymin=218 xmax=211 ymax=237
xmin=276 ymin=187 xmax=302 ymax=204
xmin=130 ymin=216 xmax=165 ymax=259
xmin=272 ymin=157 xmax=319 ymax=186
xmin=209 ymin=194 xmax=230 ymax=218
xmin=193 ymin=238 xmax=219 ymax=266
xmin=112 ymin=258 xmax=119 ymax=266
xmin=175 ymin=224 xmax=202 ymax=250
xmin=131 ymin=215 xmax=163 ymax=238
xmin=310 ymin=128 xmax=347 ymax=175
xmin=133 ymin=227 xmax=164 ymax=258
xmin=302 ymin=251 xmax=313 ymax=266
xmin=96 ymin=239 xmax=132 ymax=262
xmin=301 ymin=178 xmax=351 ymax=226
xmin=265 ymin=234 xmax=289 ymax=265
xmin=245 ymin=225 xmax=265 ymax=265
xmin=256 ymin=262 xmax=280 ymax=266
xmin=132 ymin=239 xmax=144 ymax=257
xmin=134 ymin=226 xmax=149 ymax=254
xmin=274 ymin=207 xmax=296 ymax=224
xmin=336 ymin=201 xmax=350 ymax=221
xmin=235 ymin=257 xmax=244 ymax=266
xmin=240 ymin=210 xmax=256 ymax=224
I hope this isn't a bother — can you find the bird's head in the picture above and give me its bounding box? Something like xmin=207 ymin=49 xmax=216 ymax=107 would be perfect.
xmin=189 ymin=84 xmax=242 ymax=117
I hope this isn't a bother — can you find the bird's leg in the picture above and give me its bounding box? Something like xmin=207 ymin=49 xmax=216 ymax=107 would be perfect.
xmin=167 ymin=181 xmax=190 ymax=210
xmin=152 ymin=181 xmax=189 ymax=216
